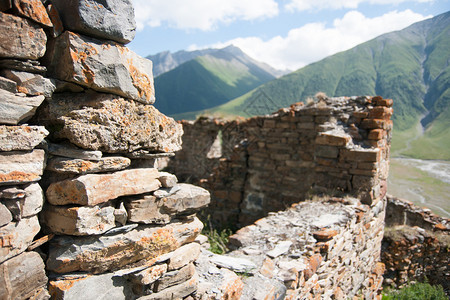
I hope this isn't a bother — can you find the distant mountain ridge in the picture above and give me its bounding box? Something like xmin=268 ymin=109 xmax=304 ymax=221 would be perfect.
xmin=152 ymin=45 xmax=286 ymax=116
xmin=201 ymin=11 xmax=450 ymax=159
xmin=148 ymin=45 xmax=288 ymax=78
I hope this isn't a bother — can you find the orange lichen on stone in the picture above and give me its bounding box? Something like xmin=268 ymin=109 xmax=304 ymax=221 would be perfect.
xmin=0 ymin=171 xmax=40 ymax=183
xmin=48 ymin=276 xmax=89 ymax=297
xmin=14 ymin=0 xmax=53 ymax=27
xmin=127 ymin=57 xmax=154 ymax=101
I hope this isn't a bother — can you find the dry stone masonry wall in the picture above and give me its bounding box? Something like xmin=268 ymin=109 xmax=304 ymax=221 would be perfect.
xmin=0 ymin=1 xmax=210 ymax=299
xmin=382 ymin=196 xmax=449 ymax=294
xmin=168 ymin=95 xmax=393 ymax=227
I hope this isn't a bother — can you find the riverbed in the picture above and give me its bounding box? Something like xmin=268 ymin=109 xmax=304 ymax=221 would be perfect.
xmin=387 ymin=158 xmax=450 ymax=218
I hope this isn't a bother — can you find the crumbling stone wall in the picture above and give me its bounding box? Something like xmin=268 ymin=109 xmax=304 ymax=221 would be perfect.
xmin=382 ymin=196 xmax=449 ymax=294
xmin=0 ymin=1 xmax=209 ymax=299
xmin=168 ymin=96 xmax=393 ymax=226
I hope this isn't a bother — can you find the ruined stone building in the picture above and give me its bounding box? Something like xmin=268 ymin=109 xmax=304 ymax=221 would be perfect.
xmin=0 ymin=1 xmax=448 ymax=299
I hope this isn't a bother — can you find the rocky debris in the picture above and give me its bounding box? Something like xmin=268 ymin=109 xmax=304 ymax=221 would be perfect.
xmin=38 ymin=91 xmax=182 ymax=153
xmin=51 ymin=0 xmax=136 ymax=44
xmin=0 ymin=149 xmax=46 ymax=185
xmin=0 ymin=215 xmax=40 ymax=263
xmin=44 ymin=31 xmax=154 ymax=104
xmin=0 ymin=89 xmax=45 ymax=124
xmin=0 ymin=125 xmax=48 ymax=151
xmin=46 ymin=168 xmax=161 ymax=206
xmin=46 ymin=217 xmax=203 ymax=274
xmin=0 ymin=251 xmax=48 ymax=299
xmin=46 ymin=156 xmax=131 ymax=174
xmin=195 ymin=198 xmax=386 ymax=299
xmin=0 ymin=12 xmax=47 ymax=59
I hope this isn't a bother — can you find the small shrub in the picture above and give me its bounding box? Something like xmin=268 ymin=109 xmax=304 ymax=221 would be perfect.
xmin=201 ymin=215 xmax=233 ymax=254
xmin=382 ymin=282 xmax=446 ymax=300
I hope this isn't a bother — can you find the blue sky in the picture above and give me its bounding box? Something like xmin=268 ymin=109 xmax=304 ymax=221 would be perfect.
xmin=128 ymin=0 xmax=449 ymax=70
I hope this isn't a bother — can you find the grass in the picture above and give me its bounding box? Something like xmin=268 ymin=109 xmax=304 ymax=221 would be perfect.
xmin=382 ymin=282 xmax=447 ymax=300
xmin=201 ymin=215 xmax=234 ymax=254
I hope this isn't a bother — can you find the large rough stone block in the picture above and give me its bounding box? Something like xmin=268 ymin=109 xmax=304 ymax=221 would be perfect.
xmin=0 ymin=251 xmax=48 ymax=299
xmin=46 ymin=168 xmax=161 ymax=206
xmin=125 ymin=184 xmax=210 ymax=224
xmin=38 ymin=92 xmax=182 ymax=153
xmin=157 ymin=184 xmax=210 ymax=216
xmin=0 ymin=12 xmax=47 ymax=59
xmin=44 ymin=31 xmax=154 ymax=104
xmin=0 ymin=89 xmax=45 ymax=125
xmin=0 ymin=215 xmax=40 ymax=263
xmin=46 ymin=217 xmax=203 ymax=274
xmin=0 ymin=149 xmax=46 ymax=185
xmin=12 ymin=0 xmax=52 ymax=27
xmin=0 ymin=125 xmax=48 ymax=151
xmin=47 ymin=156 xmax=131 ymax=174
xmin=49 ymin=272 xmax=134 ymax=300
xmin=51 ymin=0 xmax=136 ymax=44
xmin=41 ymin=203 xmax=116 ymax=235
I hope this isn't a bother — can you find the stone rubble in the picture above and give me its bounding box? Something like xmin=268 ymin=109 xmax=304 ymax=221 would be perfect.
xmin=0 ymin=1 xmax=209 ymax=299
xmin=194 ymin=198 xmax=386 ymax=300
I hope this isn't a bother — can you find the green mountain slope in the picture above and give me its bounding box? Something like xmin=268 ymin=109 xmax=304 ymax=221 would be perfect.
xmin=153 ymin=46 xmax=277 ymax=116
xmin=203 ymin=12 xmax=450 ymax=159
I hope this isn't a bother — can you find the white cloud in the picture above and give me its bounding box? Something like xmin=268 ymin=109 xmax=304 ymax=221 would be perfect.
xmin=285 ymin=0 xmax=433 ymax=12
xmin=132 ymin=0 xmax=279 ymax=31
xmin=195 ymin=10 xmax=430 ymax=70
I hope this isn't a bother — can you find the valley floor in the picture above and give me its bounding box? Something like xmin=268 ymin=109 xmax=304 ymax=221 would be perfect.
xmin=387 ymin=158 xmax=450 ymax=218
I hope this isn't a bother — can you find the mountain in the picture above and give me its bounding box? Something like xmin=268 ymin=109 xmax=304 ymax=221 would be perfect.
xmin=153 ymin=45 xmax=284 ymax=116
xmin=147 ymin=49 xmax=217 ymax=77
xmin=201 ymin=12 xmax=450 ymax=160
xmin=148 ymin=46 xmax=288 ymax=78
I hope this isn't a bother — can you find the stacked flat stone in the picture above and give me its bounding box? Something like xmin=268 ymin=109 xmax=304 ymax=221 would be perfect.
xmin=1 ymin=0 xmax=51 ymax=298
xmin=194 ymin=198 xmax=386 ymax=299
xmin=0 ymin=1 xmax=209 ymax=299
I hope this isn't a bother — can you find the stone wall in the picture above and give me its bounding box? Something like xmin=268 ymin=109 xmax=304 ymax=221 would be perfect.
xmin=382 ymin=196 xmax=449 ymax=294
xmin=0 ymin=1 xmax=209 ymax=299
xmin=167 ymin=96 xmax=393 ymax=226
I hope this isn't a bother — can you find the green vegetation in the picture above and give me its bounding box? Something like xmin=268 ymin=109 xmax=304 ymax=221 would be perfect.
xmin=201 ymin=216 xmax=233 ymax=254
xmin=153 ymin=48 xmax=276 ymax=116
xmin=200 ymin=12 xmax=450 ymax=160
xmin=382 ymin=282 xmax=447 ymax=300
